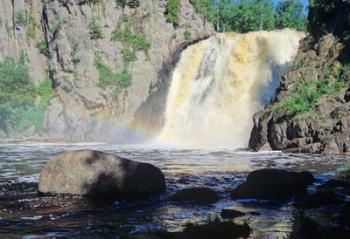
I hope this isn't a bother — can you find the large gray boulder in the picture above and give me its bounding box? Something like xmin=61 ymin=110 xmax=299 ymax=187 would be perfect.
xmin=38 ymin=150 xmax=166 ymax=200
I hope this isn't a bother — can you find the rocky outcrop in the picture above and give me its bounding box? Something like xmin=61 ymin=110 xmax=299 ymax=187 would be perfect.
xmin=290 ymin=177 xmax=350 ymax=239
xmin=230 ymin=169 xmax=314 ymax=201
xmin=38 ymin=150 xmax=166 ymax=200
xmin=249 ymin=1 xmax=350 ymax=154
xmin=0 ymin=0 xmax=214 ymax=142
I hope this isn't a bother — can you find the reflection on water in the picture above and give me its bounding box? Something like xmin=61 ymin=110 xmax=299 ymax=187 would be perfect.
xmin=0 ymin=143 xmax=346 ymax=238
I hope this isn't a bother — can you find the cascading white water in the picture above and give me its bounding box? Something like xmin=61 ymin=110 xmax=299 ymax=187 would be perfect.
xmin=158 ymin=29 xmax=304 ymax=148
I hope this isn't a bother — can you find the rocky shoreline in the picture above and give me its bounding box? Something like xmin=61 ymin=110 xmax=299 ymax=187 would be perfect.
xmin=31 ymin=150 xmax=350 ymax=238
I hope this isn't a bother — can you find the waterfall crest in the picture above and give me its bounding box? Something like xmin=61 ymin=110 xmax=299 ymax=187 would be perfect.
xmin=158 ymin=29 xmax=304 ymax=148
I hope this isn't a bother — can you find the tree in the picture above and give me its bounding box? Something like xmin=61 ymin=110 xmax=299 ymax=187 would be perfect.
xmin=276 ymin=0 xmax=307 ymax=31
xmin=218 ymin=0 xmax=275 ymax=33
xmin=190 ymin=0 xmax=215 ymax=23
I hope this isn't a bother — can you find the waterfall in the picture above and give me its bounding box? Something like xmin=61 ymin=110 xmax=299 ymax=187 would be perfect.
xmin=158 ymin=29 xmax=304 ymax=148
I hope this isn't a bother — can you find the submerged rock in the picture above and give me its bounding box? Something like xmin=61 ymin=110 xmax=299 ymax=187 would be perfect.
xmin=132 ymin=219 xmax=251 ymax=239
xmin=170 ymin=188 xmax=219 ymax=204
xmin=221 ymin=209 xmax=246 ymax=219
xmin=294 ymin=190 xmax=344 ymax=209
xmin=231 ymin=169 xmax=314 ymax=200
xmin=38 ymin=150 xmax=166 ymax=200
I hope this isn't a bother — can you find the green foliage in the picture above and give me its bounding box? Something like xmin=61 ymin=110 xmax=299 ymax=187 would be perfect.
xmin=13 ymin=77 xmax=55 ymax=134
xmin=71 ymin=43 xmax=81 ymax=65
xmin=0 ymin=55 xmax=35 ymax=104
xmin=26 ymin=16 xmax=37 ymax=40
xmin=276 ymin=0 xmax=307 ymax=31
xmin=49 ymin=17 xmax=67 ymax=34
xmin=273 ymin=64 xmax=350 ymax=115
xmin=189 ymin=0 xmax=307 ymax=33
xmin=115 ymin=0 xmax=127 ymax=7
xmin=0 ymin=56 xmax=54 ymax=134
xmin=190 ymin=0 xmax=215 ymax=22
xmin=166 ymin=0 xmax=181 ymax=25
xmin=184 ymin=30 xmax=192 ymax=41
xmin=308 ymin=0 xmax=341 ymax=35
xmin=115 ymin=0 xmax=140 ymax=8
xmin=112 ymin=26 xmax=150 ymax=51
xmin=78 ymin=0 xmax=100 ymax=5
xmin=93 ymin=57 xmax=132 ymax=89
xmin=116 ymin=69 xmax=132 ymax=88
xmin=122 ymin=48 xmax=136 ymax=64
xmin=15 ymin=10 xmax=29 ymax=26
xmin=217 ymin=0 xmax=276 ymax=32
xmin=36 ymin=39 xmax=50 ymax=57
xmin=89 ymin=17 xmax=103 ymax=40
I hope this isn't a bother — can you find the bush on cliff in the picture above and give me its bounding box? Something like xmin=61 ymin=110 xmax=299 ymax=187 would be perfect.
xmin=273 ymin=63 xmax=350 ymax=115
xmin=0 ymin=54 xmax=54 ymax=134
xmin=94 ymin=57 xmax=132 ymax=92
xmin=166 ymin=0 xmax=181 ymax=25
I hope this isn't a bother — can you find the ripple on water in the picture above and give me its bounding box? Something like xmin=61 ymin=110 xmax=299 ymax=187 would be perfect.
xmin=0 ymin=143 xmax=346 ymax=238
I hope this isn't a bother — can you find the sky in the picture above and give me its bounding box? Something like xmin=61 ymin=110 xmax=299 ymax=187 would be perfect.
xmin=273 ymin=0 xmax=309 ymax=13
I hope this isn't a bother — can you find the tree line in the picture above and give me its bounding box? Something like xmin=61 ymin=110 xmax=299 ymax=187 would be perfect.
xmin=191 ymin=0 xmax=307 ymax=32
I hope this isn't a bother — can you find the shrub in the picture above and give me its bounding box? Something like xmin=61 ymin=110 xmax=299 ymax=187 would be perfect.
xmin=15 ymin=10 xmax=29 ymax=26
xmin=26 ymin=16 xmax=37 ymax=39
xmin=71 ymin=43 xmax=81 ymax=65
xmin=78 ymin=0 xmax=100 ymax=5
xmin=184 ymin=30 xmax=192 ymax=41
xmin=0 ymin=55 xmax=54 ymax=134
xmin=112 ymin=26 xmax=150 ymax=51
xmin=36 ymin=39 xmax=50 ymax=57
xmin=115 ymin=0 xmax=127 ymax=7
xmin=115 ymin=0 xmax=140 ymax=8
xmin=49 ymin=17 xmax=67 ymax=34
xmin=94 ymin=57 xmax=132 ymax=88
xmin=273 ymin=64 xmax=350 ymax=115
xmin=190 ymin=0 xmax=215 ymax=22
xmin=166 ymin=0 xmax=181 ymax=25
xmin=122 ymin=48 xmax=136 ymax=64
xmin=13 ymin=77 xmax=55 ymax=134
xmin=116 ymin=69 xmax=132 ymax=88
xmin=127 ymin=0 xmax=140 ymax=8
xmin=89 ymin=17 xmax=103 ymax=40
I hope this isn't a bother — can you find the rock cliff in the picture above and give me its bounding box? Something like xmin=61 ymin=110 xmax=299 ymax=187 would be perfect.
xmin=249 ymin=0 xmax=350 ymax=154
xmin=0 ymin=0 xmax=214 ymax=142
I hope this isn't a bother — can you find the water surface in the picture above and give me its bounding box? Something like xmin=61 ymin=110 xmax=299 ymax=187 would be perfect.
xmin=0 ymin=143 xmax=346 ymax=238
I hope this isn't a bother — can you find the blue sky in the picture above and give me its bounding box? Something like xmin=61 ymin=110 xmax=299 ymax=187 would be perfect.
xmin=273 ymin=0 xmax=309 ymax=13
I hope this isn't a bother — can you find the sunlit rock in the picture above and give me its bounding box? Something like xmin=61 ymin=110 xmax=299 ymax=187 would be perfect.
xmin=38 ymin=150 xmax=166 ymax=200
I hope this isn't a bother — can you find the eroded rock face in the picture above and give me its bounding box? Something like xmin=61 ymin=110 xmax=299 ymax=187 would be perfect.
xmin=230 ymin=169 xmax=314 ymax=201
xmin=38 ymin=150 xmax=166 ymax=200
xmin=249 ymin=33 xmax=350 ymax=155
xmin=249 ymin=1 xmax=350 ymax=155
xmin=0 ymin=0 xmax=214 ymax=141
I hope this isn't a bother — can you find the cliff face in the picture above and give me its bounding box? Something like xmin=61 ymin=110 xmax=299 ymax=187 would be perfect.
xmin=249 ymin=0 xmax=350 ymax=154
xmin=0 ymin=0 xmax=214 ymax=142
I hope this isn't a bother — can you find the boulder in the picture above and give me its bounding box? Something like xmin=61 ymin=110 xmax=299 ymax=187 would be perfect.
xmin=169 ymin=188 xmax=219 ymax=204
xmin=38 ymin=150 xmax=166 ymax=200
xmin=231 ymin=169 xmax=314 ymax=201
xmin=294 ymin=190 xmax=344 ymax=209
xmin=221 ymin=209 xmax=246 ymax=219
